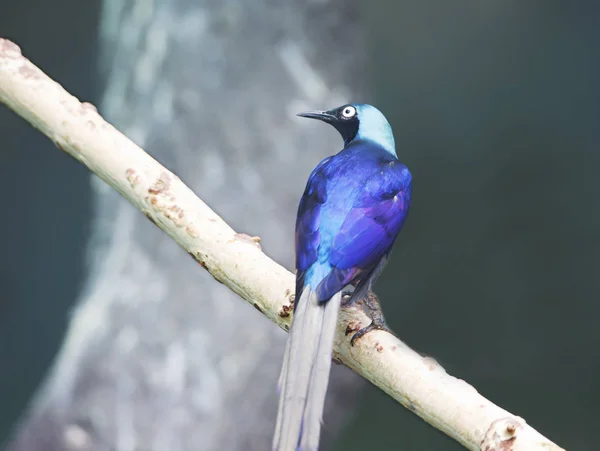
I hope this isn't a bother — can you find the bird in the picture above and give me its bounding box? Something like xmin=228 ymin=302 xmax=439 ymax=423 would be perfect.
xmin=273 ymin=103 xmax=412 ymax=451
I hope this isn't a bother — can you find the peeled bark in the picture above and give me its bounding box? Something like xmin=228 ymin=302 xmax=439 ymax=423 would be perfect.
xmin=5 ymin=1 xmax=366 ymax=450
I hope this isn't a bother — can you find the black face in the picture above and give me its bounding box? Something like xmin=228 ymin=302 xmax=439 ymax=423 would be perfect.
xmin=297 ymin=104 xmax=360 ymax=145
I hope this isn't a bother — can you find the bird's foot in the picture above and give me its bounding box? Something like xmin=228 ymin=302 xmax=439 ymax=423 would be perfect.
xmin=344 ymin=292 xmax=396 ymax=346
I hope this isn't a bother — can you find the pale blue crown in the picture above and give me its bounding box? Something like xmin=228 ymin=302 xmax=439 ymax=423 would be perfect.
xmin=353 ymin=104 xmax=396 ymax=157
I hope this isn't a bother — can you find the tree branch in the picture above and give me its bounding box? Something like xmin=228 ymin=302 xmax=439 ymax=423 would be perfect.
xmin=0 ymin=38 xmax=564 ymax=451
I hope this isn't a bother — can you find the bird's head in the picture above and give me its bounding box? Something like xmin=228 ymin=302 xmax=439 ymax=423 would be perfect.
xmin=297 ymin=103 xmax=396 ymax=156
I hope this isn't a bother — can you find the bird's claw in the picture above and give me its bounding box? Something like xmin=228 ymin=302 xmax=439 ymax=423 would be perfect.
xmin=344 ymin=291 xmax=395 ymax=346
xmin=351 ymin=322 xmax=379 ymax=346
xmin=350 ymin=312 xmax=392 ymax=346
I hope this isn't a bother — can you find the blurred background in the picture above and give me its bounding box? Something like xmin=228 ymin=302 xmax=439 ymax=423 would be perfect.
xmin=0 ymin=0 xmax=598 ymax=450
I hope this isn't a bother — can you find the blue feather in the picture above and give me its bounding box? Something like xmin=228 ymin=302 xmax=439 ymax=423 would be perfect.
xmin=274 ymin=103 xmax=412 ymax=451
xmin=296 ymin=140 xmax=411 ymax=302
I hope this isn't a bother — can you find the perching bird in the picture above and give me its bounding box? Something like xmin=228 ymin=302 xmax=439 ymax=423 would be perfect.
xmin=273 ymin=103 xmax=412 ymax=450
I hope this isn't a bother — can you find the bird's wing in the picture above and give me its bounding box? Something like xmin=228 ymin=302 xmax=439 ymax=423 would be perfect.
xmin=329 ymin=161 xmax=411 ymax=271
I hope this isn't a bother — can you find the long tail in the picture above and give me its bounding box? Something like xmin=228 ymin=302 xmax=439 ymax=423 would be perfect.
xmin=273 ymin=286 xmax=341 ymax=451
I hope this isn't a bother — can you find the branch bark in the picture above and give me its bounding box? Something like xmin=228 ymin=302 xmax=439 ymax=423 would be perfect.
xmin=0 ymin=38 xmax=564 ymax=451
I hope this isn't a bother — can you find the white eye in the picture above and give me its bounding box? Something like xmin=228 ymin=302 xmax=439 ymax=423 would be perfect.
xmin=341 ymin=106 xmax=356 ymax=119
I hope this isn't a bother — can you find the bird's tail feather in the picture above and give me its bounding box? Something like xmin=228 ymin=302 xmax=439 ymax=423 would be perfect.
xmin=273 ymin=286 xmax=341 ymax=451
xmin=300 ymin=290 xmax=341 ymax=450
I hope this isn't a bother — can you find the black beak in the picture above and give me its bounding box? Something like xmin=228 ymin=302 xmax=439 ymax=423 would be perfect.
xmin=297 ymin=105 xmax=359 ymax=145
xmin=297 ymin=110 xmax=337 ymax=124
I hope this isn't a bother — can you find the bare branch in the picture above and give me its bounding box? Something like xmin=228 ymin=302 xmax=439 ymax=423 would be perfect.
xmin=0 ymin=38 xmax=564 ymax=451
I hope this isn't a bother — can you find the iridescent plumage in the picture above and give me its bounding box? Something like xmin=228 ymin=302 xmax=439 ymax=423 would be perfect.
xmin=274 ymin=104 xmax=412 ymax=451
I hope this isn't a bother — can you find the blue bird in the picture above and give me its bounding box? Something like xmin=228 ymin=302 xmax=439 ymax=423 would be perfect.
xmin=273 ymin=104 xmax=412 ymax=450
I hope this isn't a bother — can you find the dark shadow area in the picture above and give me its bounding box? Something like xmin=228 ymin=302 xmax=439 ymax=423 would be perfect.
xmin=0 ymin=0 xmax=101 ymax=444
